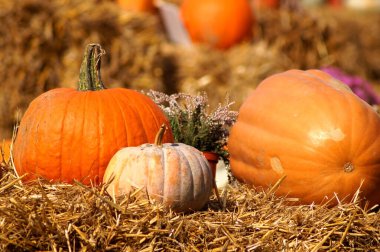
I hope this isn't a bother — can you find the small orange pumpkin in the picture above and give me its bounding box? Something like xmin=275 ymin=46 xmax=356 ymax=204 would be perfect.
xmin=228 ymin=69 xmax=380 ymax=207
xmin=180 ymin=0 xmax=254 ymax=50
xmin=252 ymin=0 xmax=279 ymax=9
xmin=103 ymin=125 xmax=213 ymax=212
xmin=13 ymin=44 xmax=173 ymax=185
xmin=116 ymin=0 xmax=156 ymax=13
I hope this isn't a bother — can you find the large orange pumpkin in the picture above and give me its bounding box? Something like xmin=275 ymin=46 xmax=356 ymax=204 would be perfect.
xmin=13 ymin=44 xmax=173 ymax=185
xmin=180 ymin=0 xmax=254 ymax=50
xmin=116 ymin=0 xmax=156 ymax=13
xmin=104 ymin=125 xmax=213 ymax=212
xmin=228 ymin=69 xmax=380 ymax=206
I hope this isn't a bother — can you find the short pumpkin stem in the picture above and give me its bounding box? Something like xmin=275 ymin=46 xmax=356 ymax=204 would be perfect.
xmin=78 ymin=44 xmax=106 ymax=91
xmin=155 ymin=124 xmax=167 ymax=147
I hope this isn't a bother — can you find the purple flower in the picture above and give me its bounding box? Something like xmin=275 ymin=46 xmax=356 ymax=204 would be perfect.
xmin=321 ymin=67 xmax=380 ymax=105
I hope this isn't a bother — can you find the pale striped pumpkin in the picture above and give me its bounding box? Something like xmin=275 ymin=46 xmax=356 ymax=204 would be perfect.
xmin=103 ymin=125 xmax=213 ymax=212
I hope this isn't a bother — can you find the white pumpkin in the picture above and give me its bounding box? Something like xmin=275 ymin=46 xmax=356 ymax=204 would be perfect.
xmin=103 ymin=125 xmax=214 ymax=212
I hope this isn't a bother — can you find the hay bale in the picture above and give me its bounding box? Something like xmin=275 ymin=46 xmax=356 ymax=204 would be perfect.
xmin=0 ymin=0 xmax=166 ymax=134
xmin=0 ymin=161 xmax=379 ymax=251
xmin=1 ymin=0 xmax=380 ymax=132
xmin=165 ymin=5 xmax=380 ymax=109
xmin=168 ymin=42 xmax=289 ymax=110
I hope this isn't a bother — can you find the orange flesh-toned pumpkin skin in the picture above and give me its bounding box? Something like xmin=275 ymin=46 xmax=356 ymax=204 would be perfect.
xmin=117 ymin=0 xmax=155 ymax=13
xmin=252 ymin=0 xmax=279 ymax=9
xmin=104 ymin=127 xmax=213 ymax=212
xmin=13 ymin=44 xmax=173 ymax=185
xmin=228 ymin=69 xmax=380 ymax=206
xmin=180 ymin=0 xmax=253 ymax=50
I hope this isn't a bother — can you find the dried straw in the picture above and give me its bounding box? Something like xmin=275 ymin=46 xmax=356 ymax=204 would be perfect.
xmin=0 ymin=0 xmax=165 ymax=136
xmin=163 ymin=4 xmax=380 ymax=109
xmin=0 ymin=159 xmax=379 ymax=251
xmin=0 ymin=5 xmax=379 ymax=248
xmin=1 ymin=0 xmax=380 ymax=136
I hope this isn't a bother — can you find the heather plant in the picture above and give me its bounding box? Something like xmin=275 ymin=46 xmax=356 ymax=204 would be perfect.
xmin=146 ymin=90 xmax=238 ymax=164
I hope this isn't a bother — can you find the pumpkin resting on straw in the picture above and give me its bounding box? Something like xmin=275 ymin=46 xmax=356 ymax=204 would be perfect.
xmin=104 ymin=125 xmax=213 ymax=212
xmin=13 ymin=44 xmax=173 ymax=185
xmin=228 ymin=69 xmax=380 ymax=207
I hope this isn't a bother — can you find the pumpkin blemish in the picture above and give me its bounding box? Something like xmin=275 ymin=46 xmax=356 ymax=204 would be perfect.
xmin=270 ymin=157 xmax=284 ymax=175
xmin=309 ymin=128 xmax=345 ymax=146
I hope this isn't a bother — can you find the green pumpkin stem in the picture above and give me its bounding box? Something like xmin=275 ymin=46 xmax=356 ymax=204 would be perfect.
xmin=155 ymin=124 xmax=167 ymax=147
xmin=78 ymin=44 xmax=106 ymax=91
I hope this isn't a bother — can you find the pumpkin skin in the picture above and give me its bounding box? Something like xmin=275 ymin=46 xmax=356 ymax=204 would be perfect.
xmin=13 ymin=44 xmax=173 ymax=185
xmin=228 ymin=69 xmax=380 ymax=206
xmin=104 ymin=125 xmax=213 ymax=212
xmin=252 ymin=0 xmax=279 ymax=9
xmin=180 ymin=0 xmax=253 ymax=50
xmin=117 ymin=0 xmax=156 ymax=13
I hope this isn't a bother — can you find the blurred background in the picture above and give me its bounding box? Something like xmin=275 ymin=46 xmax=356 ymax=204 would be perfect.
xmin=0 ymin=0 xmax=379 ymax=139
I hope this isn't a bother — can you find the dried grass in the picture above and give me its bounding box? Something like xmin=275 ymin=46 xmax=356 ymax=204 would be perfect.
xmin=0 ymin=5 xmax=380 ymax=249
xmin=0 ymin=154 xmax=379 ymax=251
xmin=160 ymin=4 xmax=380 ymax=109
xmin=0 ymin=0 xmax=166 ymax=135
xmin=1 ymin=0 xmax=380 ymax=135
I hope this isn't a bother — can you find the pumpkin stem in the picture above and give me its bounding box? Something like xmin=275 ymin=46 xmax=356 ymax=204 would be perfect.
xmin=155 ymin=124 xmax=167 ymax=147
xmin=78 ymin=44 xmax=106 ymax=91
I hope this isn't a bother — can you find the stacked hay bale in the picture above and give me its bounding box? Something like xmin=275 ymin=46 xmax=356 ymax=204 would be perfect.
xmin=173 ymin=6 xmax=380 ymax=109
xmin=0 ymin=2 xmax=380 ymax=250
xmin=0 ymin=0 xmax=165 ymax=138
xmin=0 ymin=0 xmax=379 ymax=137
xmin=0 ymin=160 xmax=379 ymax=251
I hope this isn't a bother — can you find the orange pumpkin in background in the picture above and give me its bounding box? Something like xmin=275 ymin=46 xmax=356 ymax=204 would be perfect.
xmin=228 ymin=69 xmax=380 ymax=207
xmin=117 ymin=0 xmax=156 ymax=13
xmin=252 ymin=0 xmax=279 ymax=9
xmin=180 ymin=0 xmax=254 ymax=50
xmin=13 ymin=44 xmax=173 ymax=185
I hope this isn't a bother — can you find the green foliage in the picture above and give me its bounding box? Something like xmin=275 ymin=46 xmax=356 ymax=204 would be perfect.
xmin=146 ymin=90 xmax=238 ymax=164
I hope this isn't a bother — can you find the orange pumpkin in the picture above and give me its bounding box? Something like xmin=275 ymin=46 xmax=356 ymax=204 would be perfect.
xmin=116 ymin=0 xmax=156 ymax=13
xmin=104 ymin=125 xmax=213 ymax=212
xmin=13 ymin=44 xmax=173 ymax=185
xmin=180 ymin=0 xmax=254 ymax=50
xmin=252 ymin=0 xmax=279 ymax=9
xmin=228 ymin=69 xmax=380 ymax=206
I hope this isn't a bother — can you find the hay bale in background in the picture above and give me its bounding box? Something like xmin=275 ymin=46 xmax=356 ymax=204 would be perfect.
xmin=0 ymin=0 xmax=166 ymax=138
xmin=0 ymin=0 xmax=380 ymax=138
xmin=254 ymin=7 xmax=380 ymax=79
xmin=169 ymin=41 xmax=289 ymax=110
xmin=161 ymin=4 xmax=380 ymax=109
